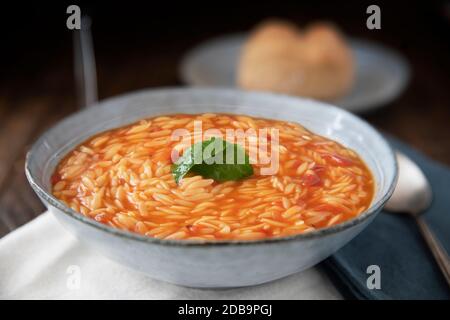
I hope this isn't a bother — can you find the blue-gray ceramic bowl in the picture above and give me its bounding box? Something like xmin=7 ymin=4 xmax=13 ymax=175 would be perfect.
xmin=25 ymin=88 xmax=397 ymax=288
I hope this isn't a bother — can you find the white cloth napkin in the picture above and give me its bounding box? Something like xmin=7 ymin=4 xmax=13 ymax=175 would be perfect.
xmin=0 ymin=212 xmax=342 ymax=300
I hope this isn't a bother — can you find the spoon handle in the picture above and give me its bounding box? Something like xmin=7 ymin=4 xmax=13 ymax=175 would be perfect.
xmin=415 ymin=216 xmax=450 ymax=286
xmin=73 ymin=15 xmax=98 ymax=109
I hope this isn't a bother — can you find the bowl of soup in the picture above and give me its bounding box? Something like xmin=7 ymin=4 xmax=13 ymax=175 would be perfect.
xmin=25 ymin=88 xmax=397 ymax=287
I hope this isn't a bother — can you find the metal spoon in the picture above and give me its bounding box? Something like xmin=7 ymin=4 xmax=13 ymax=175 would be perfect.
xmin=73 ymin=15 xmax=98 ymax=109
xmin=385 ymin=151 xmax=450 ymax=286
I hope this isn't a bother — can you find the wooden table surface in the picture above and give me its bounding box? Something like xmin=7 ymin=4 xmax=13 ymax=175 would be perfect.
xmin=0 ymin=2 xmax=449 ymax=238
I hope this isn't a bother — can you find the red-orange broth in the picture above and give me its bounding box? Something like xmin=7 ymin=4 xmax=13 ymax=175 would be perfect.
xmin=52 ymin=113 xmax=374 ymax=240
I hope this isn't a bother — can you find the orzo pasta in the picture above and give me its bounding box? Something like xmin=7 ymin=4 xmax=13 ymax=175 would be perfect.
xmin=52 ymin=113 xmax=374 ymax=241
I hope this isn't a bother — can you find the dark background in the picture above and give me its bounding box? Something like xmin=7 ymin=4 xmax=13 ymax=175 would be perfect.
xmin=0 ymin=0 xmax=449 ymax=237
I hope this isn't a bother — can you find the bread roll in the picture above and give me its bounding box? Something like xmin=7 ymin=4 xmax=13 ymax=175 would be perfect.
xmin=238 ymin=20 xmax=354 ymax=101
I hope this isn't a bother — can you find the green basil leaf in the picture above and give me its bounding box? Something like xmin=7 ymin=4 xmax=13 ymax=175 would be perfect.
xmin=171 ymin=137 xmax=253 ymax=184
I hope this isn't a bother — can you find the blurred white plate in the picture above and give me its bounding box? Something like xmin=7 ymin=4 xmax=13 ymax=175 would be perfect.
xmin=180 ymin=33 xmax=410 ymax=113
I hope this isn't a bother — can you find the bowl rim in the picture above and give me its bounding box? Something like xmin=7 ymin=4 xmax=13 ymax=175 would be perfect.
xmin=25 ymin=87 xmax=398 ymax=247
